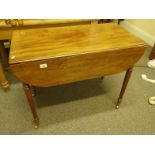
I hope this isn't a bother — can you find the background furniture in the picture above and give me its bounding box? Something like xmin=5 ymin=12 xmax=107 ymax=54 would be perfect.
xmin=0 ymin=41 xmax=9 ymax=90
xmin=149 ymin=43 xmax=155 ymax=59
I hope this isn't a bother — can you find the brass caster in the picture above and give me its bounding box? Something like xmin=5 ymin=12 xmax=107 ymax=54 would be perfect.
xmin=34 ymin=118 xmax=39 ymax=129
xmin=116 ymin=99 xmax=122 ymax=109
xmin=116 ymin=105 xmax=119 ymax=109
xmin=32 ymin=93 xmax=35 ymax=97
xmin=34 ymin=124 xmax=39 ymax=129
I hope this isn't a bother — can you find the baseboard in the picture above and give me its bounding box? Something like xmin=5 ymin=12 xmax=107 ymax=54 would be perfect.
xmin=120 ymin=21 xmax=155 ymax=46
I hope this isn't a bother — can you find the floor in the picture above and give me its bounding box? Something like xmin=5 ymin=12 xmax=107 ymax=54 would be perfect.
xmin=0 ymin=47 xmax=155 ymax=134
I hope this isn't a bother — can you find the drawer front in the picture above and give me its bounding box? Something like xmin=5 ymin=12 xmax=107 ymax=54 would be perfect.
xmin=9 ymin=46 xmax=145 ymax=87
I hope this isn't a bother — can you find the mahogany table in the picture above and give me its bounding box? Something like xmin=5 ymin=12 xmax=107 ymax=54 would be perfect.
xmin=9 ymin=23 xmax=146 ymax=128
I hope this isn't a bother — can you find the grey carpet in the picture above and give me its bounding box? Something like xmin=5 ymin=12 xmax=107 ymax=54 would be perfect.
xmin=0 ymin=46 xmax=155 ymax=134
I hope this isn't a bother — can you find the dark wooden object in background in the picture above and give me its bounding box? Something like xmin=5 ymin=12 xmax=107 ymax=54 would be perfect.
xmin=0 ymin=63 xmax=10 ymax=91
xmin=0 ymin=41 xmax=9 ymax=70
xmin=118 ymin=19 xmax=124 ymax=24
xmin=0 ymin=41 xmax=10 ymax=91
xmin=149 ymin=43 xmax=155 ymax=60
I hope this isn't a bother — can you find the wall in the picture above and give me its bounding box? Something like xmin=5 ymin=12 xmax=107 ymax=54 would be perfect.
xmin=120 ymin=19 xmax=155 ymax=46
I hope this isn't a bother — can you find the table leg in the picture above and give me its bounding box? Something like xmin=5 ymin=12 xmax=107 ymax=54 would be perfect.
xmin=23 ymin=83 xmax=39 ymax=128
xmin=116 ymin=68 xmax=133 ymax=108
xmin=0 ymin=41 xmax=9 ymax=70
xmin=101 ymin=76 xmax=104 ymax=80
xmin=91 ymin=20 xmax=99 ymax=24
xmin=0 ymin=63 xmax=10 ymax=91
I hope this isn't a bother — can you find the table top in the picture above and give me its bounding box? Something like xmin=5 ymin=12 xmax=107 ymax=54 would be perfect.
xmin=9 ymin=23 xmax=146 ymax=64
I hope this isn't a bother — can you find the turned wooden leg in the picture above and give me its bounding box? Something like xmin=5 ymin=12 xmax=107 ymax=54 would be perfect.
xmin=0 ymin=63 xmax=10 ymax=91
xmin=0 ymin=41 xmax=9 ymax=70
xmin=23 ymin=83 xmax=39 ymax=128
xmin=116 ymin=68 xmax=133 ymax=108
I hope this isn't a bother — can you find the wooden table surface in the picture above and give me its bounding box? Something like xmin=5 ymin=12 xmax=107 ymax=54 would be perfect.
xmin=10 ymin=23 xmax=146 ymax=64
xmin=9 ymin=23 xmax=146 ymax=87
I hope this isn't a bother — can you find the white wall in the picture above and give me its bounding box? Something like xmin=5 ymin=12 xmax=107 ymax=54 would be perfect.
xmin=120 ymin=19 xmax=155 ymax=46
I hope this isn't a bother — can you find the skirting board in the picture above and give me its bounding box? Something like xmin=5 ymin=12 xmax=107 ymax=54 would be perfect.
xmin=120 ymin=21 xmax=155 ymax=46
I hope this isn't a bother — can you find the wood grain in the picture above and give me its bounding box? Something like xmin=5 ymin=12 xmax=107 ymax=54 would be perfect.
xmin=9 ymin=23 xmax=146 ymax=87
xmin=0 ymin=19 xmax=96 ymax=40
xmin=9 ymin=46 xmax=145 ymax=87
xmin=9 ymin=23 xmax=146 ymax=64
